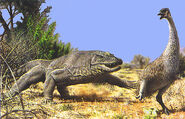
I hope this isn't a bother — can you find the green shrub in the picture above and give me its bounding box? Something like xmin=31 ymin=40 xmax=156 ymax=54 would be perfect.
xmin=27 ymin=16 xmax=73 ymax=60
xmin=121 ymin=63 xmax=132 ymax=69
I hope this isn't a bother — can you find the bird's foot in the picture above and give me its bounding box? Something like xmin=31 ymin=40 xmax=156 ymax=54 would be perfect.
xmin=163 ymin=107 xmax=170 ymax=115
xmin=136 ymin=94 xmax=144 ymax=101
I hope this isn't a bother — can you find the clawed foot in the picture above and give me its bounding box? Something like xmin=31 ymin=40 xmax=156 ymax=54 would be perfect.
xmin=136 ymin=94 xmax=144 ymax=101
xmin=163 ymin=108 xmax=170 ymax=115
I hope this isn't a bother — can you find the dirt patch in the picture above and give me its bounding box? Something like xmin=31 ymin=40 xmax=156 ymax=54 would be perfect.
xmin=1 ymin=69 xmax=185 ymax=118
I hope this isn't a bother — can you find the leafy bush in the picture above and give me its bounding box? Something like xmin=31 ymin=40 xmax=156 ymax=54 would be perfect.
xmin=131 ymin=54 xmax=150 ymax=69
xmin=0 ymin=31 xmax=38 ymax=73
xmin=27 ymin=16 xmax=73 ymax=59
xmin=0 ymin=1 xmax=74 ymax=118
xmin=121 ymin=63 xmax=132 ymax=69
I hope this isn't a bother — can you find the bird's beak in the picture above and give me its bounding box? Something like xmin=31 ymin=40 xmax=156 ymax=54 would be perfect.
xmin=158 ymin=13 xmax=164 ymax=20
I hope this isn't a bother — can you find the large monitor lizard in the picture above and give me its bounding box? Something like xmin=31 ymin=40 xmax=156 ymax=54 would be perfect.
xmin=7 ymin=50 xmax=137 ymax=102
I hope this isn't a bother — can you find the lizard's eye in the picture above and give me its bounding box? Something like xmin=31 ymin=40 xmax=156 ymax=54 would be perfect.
xmin=99 ymin=55 xmax=104 ymax=58
xmin=96 ymin=54 xmax=104 ymax=59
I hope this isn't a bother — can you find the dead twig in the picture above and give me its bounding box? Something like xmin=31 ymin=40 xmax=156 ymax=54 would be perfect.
xmin=0 ymin=55 xmax=26 ymax=118
xmin=1 ymin=109 xmax=38 ymax=118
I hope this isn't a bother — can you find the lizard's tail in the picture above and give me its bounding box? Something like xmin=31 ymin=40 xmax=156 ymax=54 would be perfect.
xmin=123 ymin=80 xmax=139 ymax=89
xmin=105 ymin=74 xmax=139 ymax=89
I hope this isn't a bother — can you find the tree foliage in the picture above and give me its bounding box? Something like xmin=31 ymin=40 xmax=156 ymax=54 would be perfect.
xmin=0 ymin=0 xmax=73 ymax=62
xmin=0 ymin=1 xmax=74 ymax=118
xmin=27 ymin=15 xmax=72 ymax=59
xmin=0 ymin=0 xmax=45 ymax=36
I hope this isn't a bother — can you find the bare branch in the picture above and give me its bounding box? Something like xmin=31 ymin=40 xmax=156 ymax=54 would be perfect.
xmin=0 ymin=11 xmax=10 ymax=35
xmin=0 ymin=11 xmax=19 ymax=28
xmin=0 ymin=55 xmax=26 ymax=118
xmin=8 ymin=2 xmax=13 ymax=29
xmin=1 ymin=109 xmax=38 ymax=118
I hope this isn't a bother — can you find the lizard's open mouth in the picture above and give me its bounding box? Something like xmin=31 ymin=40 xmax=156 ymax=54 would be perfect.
xmin=105 ymin=64 xmax=121 ymax=72
xmin=103 ymin=60 xmax=122 ymax=72
xmin=105 ymin=62 xmax=121 ymax=68
xmin=110 ymin=65 xmax=121 ymax=72
xmin=91 ymin=59 xmax=122 ymax=72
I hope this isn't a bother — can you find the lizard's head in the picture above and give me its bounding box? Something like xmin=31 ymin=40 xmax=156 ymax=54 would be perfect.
xmin=91 ymin=51 xmax=123 ymax=72
xmin=158 ymin=8 xmax=171 ymax=20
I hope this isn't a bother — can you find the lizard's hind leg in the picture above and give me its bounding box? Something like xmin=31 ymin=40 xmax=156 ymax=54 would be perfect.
xmin=8 ymin=65 xmax=45 ymax=97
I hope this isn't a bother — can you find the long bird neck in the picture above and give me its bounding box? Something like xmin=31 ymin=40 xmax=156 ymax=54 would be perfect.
xmin=162 ymin=15 xmax=180 ymax=75
xmin=163 ymin=16 xmax=180 ymax=57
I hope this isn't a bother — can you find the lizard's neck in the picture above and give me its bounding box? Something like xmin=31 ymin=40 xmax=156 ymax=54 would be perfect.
xmin=163 ymin=17 xmax=180 ymax=57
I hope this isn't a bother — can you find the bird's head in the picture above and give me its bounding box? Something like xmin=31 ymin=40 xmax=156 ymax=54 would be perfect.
xmin=158 ymin=8 xmax=171 ymax=20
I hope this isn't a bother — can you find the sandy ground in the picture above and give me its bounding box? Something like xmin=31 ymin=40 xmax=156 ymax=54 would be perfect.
xmin=1 ymin=69 xmax=185 ymax=118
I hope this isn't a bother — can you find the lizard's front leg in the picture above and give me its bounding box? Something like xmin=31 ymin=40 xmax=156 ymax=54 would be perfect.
xmin=44 ymin=68 xmax=70 ymax=103
xmin=44 ymin=72 xmax=56 ymax=103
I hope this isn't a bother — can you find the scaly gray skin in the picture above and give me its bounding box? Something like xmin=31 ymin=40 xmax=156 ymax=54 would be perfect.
xmin=13 ymin=59 xmax=52 ymax=77
xmin=136 ymin=8 xmax=180 ymax=115
xmin=8 ymin=50 xmax=137 ymax=102
xmin=7 ymin=59 xmax=52 ymax=98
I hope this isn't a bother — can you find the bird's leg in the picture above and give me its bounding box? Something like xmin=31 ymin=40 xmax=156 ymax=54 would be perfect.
xmin=156 ymin=84 xmax=171 ymax=115
xmin=136 ymin=79 xmax=147 ymax=101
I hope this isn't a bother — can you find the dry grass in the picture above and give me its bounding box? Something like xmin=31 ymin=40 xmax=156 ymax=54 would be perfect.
xmin=164 ymin=78 xmax=185 ymax=110
xmin=1 ymin=69 xmax=185 ymax=118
